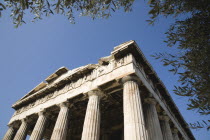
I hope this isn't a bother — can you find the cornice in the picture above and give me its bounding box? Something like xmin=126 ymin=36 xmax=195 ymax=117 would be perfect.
xmin=12 ymin=64 xmax=98 ymax=109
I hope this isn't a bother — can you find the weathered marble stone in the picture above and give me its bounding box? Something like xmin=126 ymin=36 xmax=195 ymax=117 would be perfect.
xmin=160 ymin=116 xmax=173 ymax=140
xmin=122 ymin=76 xmax=148 ymax=140
xmin=3 ymin=125 xmax=16 ymax=140
xmin=13 ymin=119 xmax=29 ymax=140
xmin=50 ymin=102 xmax=69 ymax=140
xmin=172 ymin=129 xmax=180 ymax=140
xmin=144 ymin=98 xmax=163 ymax=140
xmin=30 ymin=110 xmax=48 ymax=140
xmin=4 ymin=41 xmax=195 ymax=140
xmin=81 ymin=90 xmax=101 ymax=140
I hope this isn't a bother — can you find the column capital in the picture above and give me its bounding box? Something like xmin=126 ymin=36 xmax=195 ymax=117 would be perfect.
xmin=144 ymin=98 xmax=157 ymax=105
xmin=8 ymin=121 xmax=19 ymax=129
xmin=159 ymin=115 xmax=170 ymax=122
xmin=38 ymin=109 xmax=46 ymax=116
xmin=7 ymin=124 xmax=15 ymax=129
xmin=87 ymin=89 xmax=103 ymax=98
xmin=57 ymin=101 xmax=70 ymax=108
xmin=172 ymin=128 xmax=179 ymax=134
xmin=21 ymin=117 xmax=30 ymax=123
xmin=8 ymin=122 xmax=15 ymax=128
xmin=121 ymin=75 xmax=139 ymax=84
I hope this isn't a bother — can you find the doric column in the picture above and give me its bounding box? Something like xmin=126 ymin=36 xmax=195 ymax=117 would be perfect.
xmin=30 ymin=110 xmax=48 ymax=140
xmin=50 ymin=102 xmax=70 ymax=140
xmin=160 ymin=116 xmax=173 ymax=140
xmin=13 ymin=118 xmax=29 ymax=140
xmin=172 ymin=129 xmax=179 ymax=140
xmin=81 ymin=90 xmax=101 ymax=140
xmin=3 ymin=124 xmax=17 ymax=140
xmin=122 ymin=76 xmax=148 ymax=140
xmin=144 ymin=98 xmax=163 ymax=140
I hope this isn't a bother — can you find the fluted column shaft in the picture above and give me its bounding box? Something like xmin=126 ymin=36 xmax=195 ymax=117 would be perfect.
xmin=160 ymin=116 xmax=173 ymax=140
xmin=3 ymin=125 xmax=16 ymax=140
xmin=172 ymin=129 xmax=179 ymax=140
xmin=50 ymin=102 xmax=69 ymax=140
xmin=81 ymin=90 xmax=101 ymax=140
xmin=144 ymin=98 xmax=163 ymax=140
xmin=122 ymin=76 xmax=148 ymax=140
xmin=13 ymin=119 xmax=29 ymax=140
xmin=30 ymin=111 xmax=48 ymax=140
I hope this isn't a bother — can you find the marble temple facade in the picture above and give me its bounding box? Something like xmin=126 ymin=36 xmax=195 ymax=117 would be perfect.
xmin=3 ymin=41 xmax=195 ymax=140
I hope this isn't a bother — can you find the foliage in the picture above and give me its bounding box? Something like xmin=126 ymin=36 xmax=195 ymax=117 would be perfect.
xmin=189 ymin=120 xmax=210 ymax=131
xmin=0 ymin=2 xmax=6 ymax=17
xmin=0 ymin=0 xmax=134 ymax=27
xmin=1 ymin=0 xmax=210 ymax=130
xmin=150 ymin=0 xmax=210 ymax=130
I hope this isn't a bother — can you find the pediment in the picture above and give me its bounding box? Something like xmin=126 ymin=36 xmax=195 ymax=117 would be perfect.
xmin=18 ymin=67 xmax=68 ymax=102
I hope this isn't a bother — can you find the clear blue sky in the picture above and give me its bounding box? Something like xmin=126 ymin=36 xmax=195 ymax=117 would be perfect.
xmin=0 ymin=1 xmax=209 ymax=139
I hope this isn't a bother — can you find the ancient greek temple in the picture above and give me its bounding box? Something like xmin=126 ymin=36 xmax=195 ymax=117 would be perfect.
xmin=3 ymin=40 xmax=195 ymax=140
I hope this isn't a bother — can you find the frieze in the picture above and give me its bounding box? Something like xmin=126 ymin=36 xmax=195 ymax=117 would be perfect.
xmin=13 ymin=54 xmax=134 ymax=116
xmin=134 ymin=61 xmax=157 ymax=91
